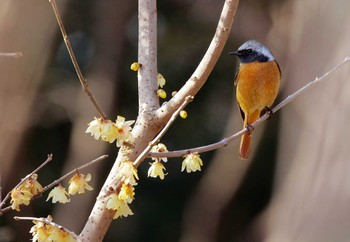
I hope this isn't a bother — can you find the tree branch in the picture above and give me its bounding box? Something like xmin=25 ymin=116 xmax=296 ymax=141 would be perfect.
xmin=149 ymin=56 xmax=350 ymax=158
xmin=49 ymin=0 xmax=107 ymax=119
xmin=156 ymin=0 xmax=239 ymax=120
xmin=137 ymin=0 xmax=159 ymax=113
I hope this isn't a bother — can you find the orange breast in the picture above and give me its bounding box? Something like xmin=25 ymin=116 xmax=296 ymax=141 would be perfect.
xmin=236 ymin=61 xmax=280 ymax=115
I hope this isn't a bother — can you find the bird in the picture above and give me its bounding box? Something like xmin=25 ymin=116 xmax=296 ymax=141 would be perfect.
xmin=228 ymin=40 xmax=281 ymax=160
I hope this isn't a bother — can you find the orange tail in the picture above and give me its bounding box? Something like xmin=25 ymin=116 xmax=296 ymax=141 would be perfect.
xmin=239 ymin=132 xmax=252 ymax=160
xmin=239 ymin=110 xmax=259 ymax=160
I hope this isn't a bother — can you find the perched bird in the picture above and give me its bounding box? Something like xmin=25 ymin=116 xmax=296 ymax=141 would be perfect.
xmin=228 ymin=40 xmax=281 ymax=160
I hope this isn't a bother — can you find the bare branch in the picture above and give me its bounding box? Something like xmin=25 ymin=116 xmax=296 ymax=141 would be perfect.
xmin=41 ymin=155 xmax=108 ymax=193
xmin=150 ymin=56 xmax=350 ymax=158
xmin=49 ymin=0 xmax=107 ymax=119
xmin=156 ymin=0 xmax=239 ymax=120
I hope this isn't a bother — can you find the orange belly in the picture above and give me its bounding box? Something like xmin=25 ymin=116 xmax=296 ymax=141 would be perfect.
xmin=236 ymin=61 xmax=280 ymax=116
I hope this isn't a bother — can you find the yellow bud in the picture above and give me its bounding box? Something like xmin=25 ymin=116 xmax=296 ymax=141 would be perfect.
xmin=171 ymin=91 xmax=177 ymax=97
xmin=157 ymin=89 xmax=167 ymax=99
xmin=180 ymin=110 xmax=187 ymax=119
xmin=130 ymin=62 xmax=141 ymax=71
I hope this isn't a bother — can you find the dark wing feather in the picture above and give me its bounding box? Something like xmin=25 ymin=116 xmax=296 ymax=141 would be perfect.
xmin=234 ymin=68 xmax=245 ymax=120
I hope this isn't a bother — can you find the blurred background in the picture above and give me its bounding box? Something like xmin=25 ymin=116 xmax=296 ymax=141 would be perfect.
xmin=1 ymin=0 xmax=350 ymax=241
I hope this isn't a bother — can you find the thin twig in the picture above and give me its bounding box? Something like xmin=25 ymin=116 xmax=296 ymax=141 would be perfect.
xmin=14 ymin=216 xmax=78 ymax=238
xmin=49 ymin=0 xmax=107 ymax=119
xmin=133 ymin=96 xmax=193 ymax=167
xmin=1 ymin=155 xmax=108 ymax=214
xmin=0 ymin=154 xmax=53 ymax=209
xmin=150 ymin=56 xmax=350 ymax=158
xmin=0 ymin=52 xmax=23 ymax=58
xmin=42 ymin=155 xmax=108 ymax=193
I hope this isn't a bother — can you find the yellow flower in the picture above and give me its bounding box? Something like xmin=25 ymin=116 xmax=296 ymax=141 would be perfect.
xmin=113 ymin=202 xmax=133 ymax=219
xmin=114 ymin=116 xmax=135 ymax=147
xmin=130 ymin=62 xmax=141 ymax=71
xmin=24 ymin=174 xmax=43 ymax=195
xmin=180 ymin=110 xmax=187 ymax=119
xmin=68 ymin=173 xmax=93 ymax=195
xmin=85 ymin=117 xmax=103 ymax=140
xmin=30 ymin=217 xmax=52 ymax=242
xmin=118 ymin=183 xmax=135 ymax=204
xmin=46 ymin=185 xmax=70 ymax=204
xmin=105 ymin=192 xmax=134 ymax=219
xmin=100 ymin=121 xmax=118 ymax=143
xmin=86 ymin=116 xmax=135 ymax=147
xmin=10 ymin=188 xmax=32 ymax=211
xmin=157 ymin=89 xmax=167 ymax=99
xmin=10 ymin=174 xmax=43 ymax=211
xmin=47 ymin=226 xmax=75 ymax=242
xmin=181 ymin=153 xmax=203 ymax=173
xmin=157 ymin=73 xmax=166 ymax=88
xmin=86 ymin=117 xmax=118 ymax=143
xmin=148 ymin=161 xmax=166 ymax=180
xmin=150 ymin=143 xmax=168 ymax=162
xmin=117 ymin=161 xmax=139 ymax=186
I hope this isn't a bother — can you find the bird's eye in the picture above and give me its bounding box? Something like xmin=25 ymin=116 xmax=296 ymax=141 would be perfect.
xmin=245 ymin=49 xmax=253 ymax=54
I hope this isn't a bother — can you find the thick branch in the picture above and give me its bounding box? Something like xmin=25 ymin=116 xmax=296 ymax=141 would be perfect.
xmin=156 ymin=0 xmax=239 ymax=119
xmin=138 ymin=0 xmax=159 ymax=113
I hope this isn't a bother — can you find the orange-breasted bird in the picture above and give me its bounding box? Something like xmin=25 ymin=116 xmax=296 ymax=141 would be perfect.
xmin=228 ymin=40 xmax=281 ymax=160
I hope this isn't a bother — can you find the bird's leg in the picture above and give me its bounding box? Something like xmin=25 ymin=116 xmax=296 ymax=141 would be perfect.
xmin=264 ymin=106 xmax=273 ymax=120
xmin=246 ymin=123 xmax=254 ymax=136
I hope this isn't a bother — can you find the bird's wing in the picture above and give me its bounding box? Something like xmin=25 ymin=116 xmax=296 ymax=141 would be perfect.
xmin=234 ymin=68 xmax=244 ymax=120
xmin=234 ymin=68 xmax=239 ymax=86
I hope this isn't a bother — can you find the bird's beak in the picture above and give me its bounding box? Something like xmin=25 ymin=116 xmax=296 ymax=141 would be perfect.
xmin=227 ymin=51 xmax=238 ymax=56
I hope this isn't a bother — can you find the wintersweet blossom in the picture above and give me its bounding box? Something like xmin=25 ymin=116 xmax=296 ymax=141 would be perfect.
xmin=113 ymin=202 xmax=133 ymax=219
xmin=30 ymin=216 xmax=76 ymax=242
xmin=85 ymin=117 xmax=103 ymax=140
xmin=118 ymin=183 xmax=135 ymax=204
xmin=10 ymin=174 xmax=43 ymax=211
xmin=86 ymin=116 xmax=135 ymax=147
xmin=47 ymin=227 xmax=75 ymax=242
xmin=148 ymin=161 xmax=166 ymax=180
xmin=46 ymin=185 xmax=70 ymax=204
xmin=85 ymin=117 xmax=117 ymax=143
xmin=150 ymin=143 xmax=168 ymax=162
xmin=10 ymin=188 xmax=32 ymax=211
xmin=24 ymin=174 xmax=43 ymax=195
xmin=116 ymin=161 xmax=139 ymax=186
xmin=30 ymin=217 xmax=52 ymax=242
xmin=114 ymin=116 xmax=135 ymax=147
xmin=157 ymin=73 xmax=166 ymax=88
xmin=105 ymin=193 xmax=133 ymax=219
xmin=68 ymin=173 xmax=93 ymax=195
xmin=181 ymin=153 xmax=203 ymax=173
